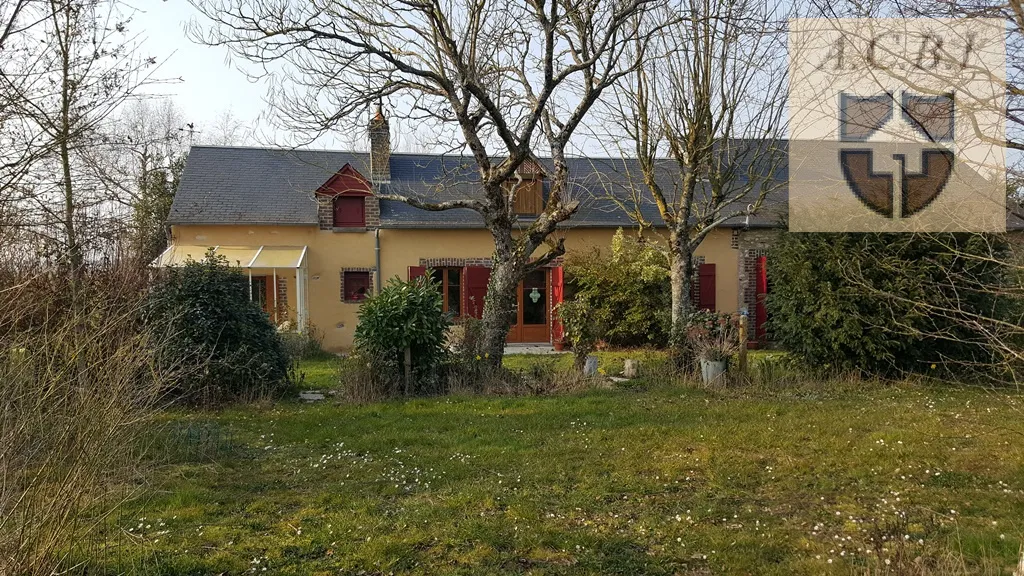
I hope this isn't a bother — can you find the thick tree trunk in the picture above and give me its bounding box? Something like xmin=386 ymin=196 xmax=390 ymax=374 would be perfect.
xmin=479 ymin=230 xmax=522 ymax=367
xmin=669 ymin=230 xmax=695 ymax=371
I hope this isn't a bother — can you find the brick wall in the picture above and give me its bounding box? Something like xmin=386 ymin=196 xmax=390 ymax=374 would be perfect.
xmin=416 ymin=256 xmax=564 ymax=269
xmin=365 ymin=195 xmax=381 ymax=227
xmin=690 ymin=255 xmax=705 ymax=307
xmin=276 ymin=277 xmax=289 ymax=323
xmin=736 ymin=229 xmax=778 ymax=338
xmin=317 ymin=195 xmax=333 ymax=230
xmin=419 ymin=257 xmax=492 ymax=268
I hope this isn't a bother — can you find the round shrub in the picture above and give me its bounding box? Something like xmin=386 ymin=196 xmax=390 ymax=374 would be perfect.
xmin=353 ymin=274 xmax=451 ymax=395
xmin=767 ymin=232 xmax=1012 ymax=377
xmin=145 ymin=252 xmax=290 ymax=404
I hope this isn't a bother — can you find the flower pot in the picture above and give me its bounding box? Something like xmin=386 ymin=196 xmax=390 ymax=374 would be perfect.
xmin=700 ymin=358 xmax=728 ymax=385
xmin=553 ymin=340 xmax=566 ymax=352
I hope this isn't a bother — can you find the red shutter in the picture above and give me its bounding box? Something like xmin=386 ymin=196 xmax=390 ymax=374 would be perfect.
xmin=333 ymin=196 xmax=366 ymax=227
xmin=755 ymin=256 xmax=768 ymax=341
xmin=463 ymin=266 xmax=491 ymax=319
xmin=698 ymin=263 xmax=716 ymax=311
xmin=408 ymin=266 xmax=427 ymax=281
xmin=551 ymin=266 xmax=565 ymax=342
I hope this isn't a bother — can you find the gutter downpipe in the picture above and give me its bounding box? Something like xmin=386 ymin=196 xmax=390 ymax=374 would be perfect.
xmin=375 ymin=228 xmax=381 ymax=295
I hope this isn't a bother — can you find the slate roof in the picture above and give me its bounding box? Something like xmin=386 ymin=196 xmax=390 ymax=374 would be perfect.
xmin=171 ymin=143 xmax=1021 ymax=231
xmin=169 ymin=146 xmax=364 ymax=225
xmin=169 ymin=144 xmax=789 ymax=229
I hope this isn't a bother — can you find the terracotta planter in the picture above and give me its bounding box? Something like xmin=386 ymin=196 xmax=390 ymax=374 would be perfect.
xmin=553 ymin=340 xmax=566 ymax=352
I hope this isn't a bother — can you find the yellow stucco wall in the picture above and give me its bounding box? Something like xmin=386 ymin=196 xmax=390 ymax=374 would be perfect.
xmin=171 ymin=224 xmax=740 ymax=351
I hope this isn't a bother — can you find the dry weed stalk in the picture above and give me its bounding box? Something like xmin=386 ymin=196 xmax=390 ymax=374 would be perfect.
xmin=0 ymin=265 xmax=168 ymax=575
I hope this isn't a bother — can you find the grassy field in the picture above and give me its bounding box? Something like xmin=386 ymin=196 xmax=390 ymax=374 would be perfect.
xmin=85 ymin=355 xmax=1024 ymax=575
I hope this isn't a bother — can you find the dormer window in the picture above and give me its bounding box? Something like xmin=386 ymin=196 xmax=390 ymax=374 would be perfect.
xmin=317 ymin=163 xmax=373 ymax=230
xmin=512 ymin=177 xmax=544 ymax=216
xmin=509 ymin=158 xmax=546 ymax=216
xmin=334 ymin=196 xmax=365 ymax=227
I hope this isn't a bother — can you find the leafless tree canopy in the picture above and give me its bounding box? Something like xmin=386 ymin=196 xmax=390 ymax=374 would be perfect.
xmin=189 ymin=0 xmax=665 ymax=362
xmin=598 ymin=0 xmax=789 ymax=358
xmin=0 ymin=0 xmax=167 ymax=273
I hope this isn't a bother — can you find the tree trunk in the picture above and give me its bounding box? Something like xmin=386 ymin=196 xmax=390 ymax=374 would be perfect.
xmin=57 ymin=7 xmax=82 ymax=279
xmin=669 ymin=230 xmax=695 ymax=371
xmin=479 ymin=230 xmax=522 ymax=367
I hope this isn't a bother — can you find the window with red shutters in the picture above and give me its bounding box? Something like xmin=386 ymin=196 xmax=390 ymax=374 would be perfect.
xmin=333 ymin=196 xmax=366 ymax=227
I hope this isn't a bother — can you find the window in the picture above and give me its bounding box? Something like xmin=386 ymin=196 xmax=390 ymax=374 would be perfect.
xmin=512 ymin=178 xmax=544 ymax=215
xmin=343 ymin=271 xmax=370 ymax=302
xmin=430 ymin=268 xmax=462 ymax=316
xmin=522 ymin=269 xmax=547 ymax=325
xmin=251 ymin=276 xmax=269 ymax=313
xmin=333 ymin=195 xmax=366 ymax=227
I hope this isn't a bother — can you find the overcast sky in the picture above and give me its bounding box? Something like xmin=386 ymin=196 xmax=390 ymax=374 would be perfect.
xmin=131 ymin=0 xmax=315 ymax=148
xmin=130 ymin=1 xmax=471 ymax=152
xmin=127 ymin=1 xmax=613 ymax=154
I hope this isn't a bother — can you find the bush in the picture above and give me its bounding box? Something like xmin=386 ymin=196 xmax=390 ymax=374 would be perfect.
xmin=0 ymin=265 xmax=166 ymax=575
xmin=564 ymin=229 xmax=671 ymax=347
xmin=558 ymin=297 xmax=606 ymax=370
xmin=279 ymin=324 xmax=328 ymax=361
xmin=686 ymin=311 xmax=740 ymax=362
xmin=768 ymin=232 xmax=1013 ymax=377
xmin=353 ymin=274 xmax=451 ymax=395
xmin=145 ymin=251 xmax=290 ymax=404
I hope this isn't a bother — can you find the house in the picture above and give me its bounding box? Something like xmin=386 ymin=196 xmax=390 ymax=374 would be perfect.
xmin=158 ymin=110 xmax=785 ymax=351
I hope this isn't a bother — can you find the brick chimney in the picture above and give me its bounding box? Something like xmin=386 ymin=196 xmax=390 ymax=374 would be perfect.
xmin=368 ymin=104 xmax=391 ymax=184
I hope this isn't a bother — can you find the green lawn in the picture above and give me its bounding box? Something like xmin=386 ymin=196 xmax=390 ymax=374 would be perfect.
xmin=86 ymin=357 xmax=1024 ymax=575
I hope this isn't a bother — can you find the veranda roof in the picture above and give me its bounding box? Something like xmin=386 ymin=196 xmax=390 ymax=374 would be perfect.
xmin=151 ymin=245 xmax=307 ymax=269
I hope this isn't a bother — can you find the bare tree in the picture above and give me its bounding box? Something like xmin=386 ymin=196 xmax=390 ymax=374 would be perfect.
xmin=0 ymin=0 xmax=51 ymax=208
xmin=1 ymin=0 xmax=162 ymax=275
xmin=601 ymin=0 xmax=788 ymax=365
xmin=203 ymin=108 xmax=250 ymax=146
xmin=104 ymin=99 xmax=192 ymax=264
xmin=189 ymin=0 xmax=664 ymax=364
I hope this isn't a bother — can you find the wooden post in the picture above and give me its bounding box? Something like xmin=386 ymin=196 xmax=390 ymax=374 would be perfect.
xmin=738 ymin=314 xmax=748 ymax=375
xmin=403 ymin=347 xmax=413 ymax=395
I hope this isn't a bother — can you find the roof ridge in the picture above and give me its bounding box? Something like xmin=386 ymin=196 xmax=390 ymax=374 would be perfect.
xmin=187 ymin=144 xmax=695 ymax=162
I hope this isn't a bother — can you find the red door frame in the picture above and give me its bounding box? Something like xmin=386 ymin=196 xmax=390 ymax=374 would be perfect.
xmin=507 ymin=268 xmax=551 ymax=344
xmin=551 ymin=266 xmax=565 ymax=343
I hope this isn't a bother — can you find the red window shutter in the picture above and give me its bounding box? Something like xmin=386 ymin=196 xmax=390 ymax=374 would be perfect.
xmin=550 ymin=266 xmax=565 ymax=341
xmin=698 ymin=263 xmax=716 ymax=311
xmin=333 ymin=196 xmax=366 ymax=227
xmin=755 ymin=256 xmax=768 ymax=341
xmin=408 ymin=266 xmax=427 ymax=281
xmin=463 ymin=266 xmax=491 ymax=319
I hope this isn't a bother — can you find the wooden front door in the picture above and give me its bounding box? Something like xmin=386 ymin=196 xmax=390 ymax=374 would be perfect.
xmin=507 ymin=269 xmax=550 ymax=343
